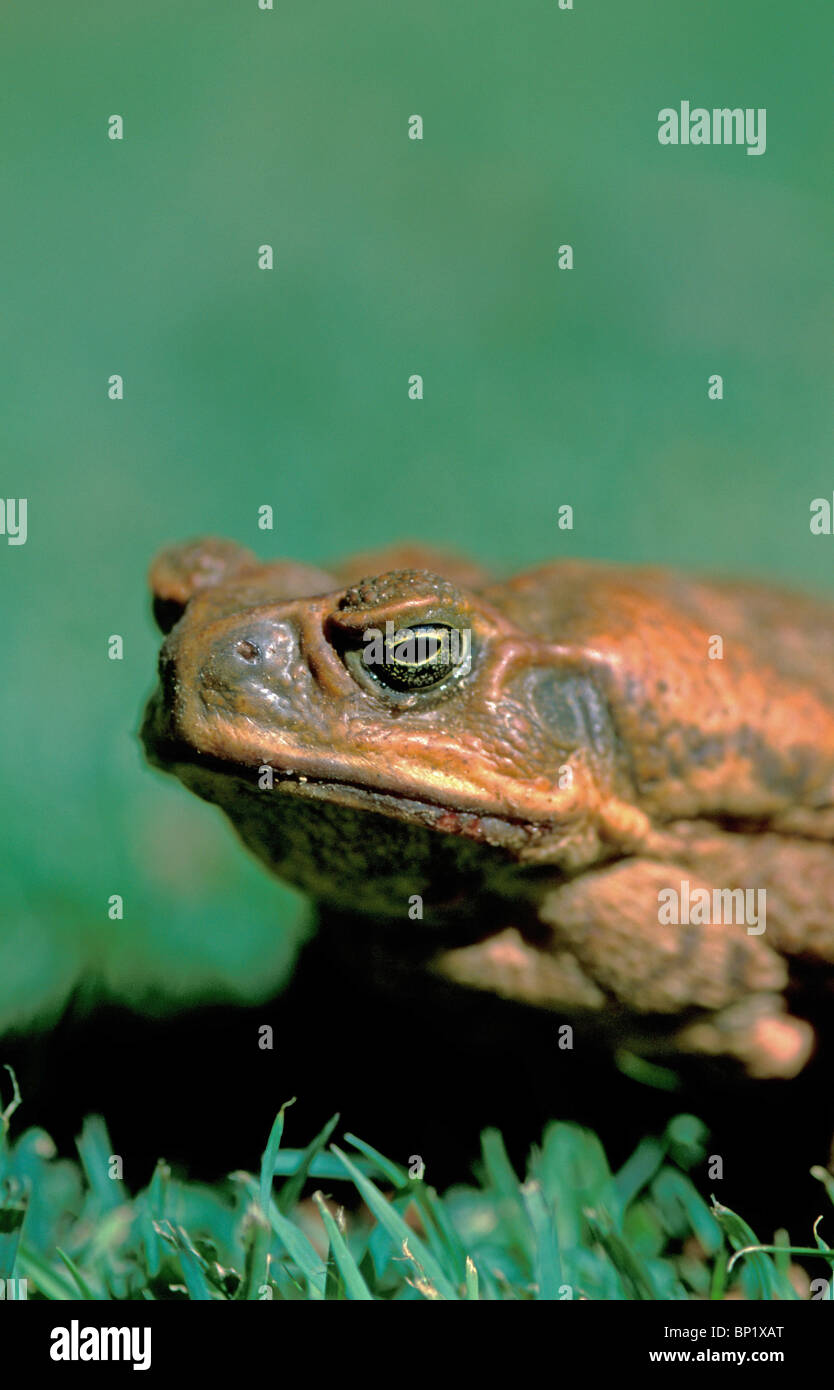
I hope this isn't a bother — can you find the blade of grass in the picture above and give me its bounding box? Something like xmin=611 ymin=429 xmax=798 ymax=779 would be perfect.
xmin=615 ymin=1137 xmax=666 ymax=1208
xmin=408 ymin=1182 xmax=469 ymax=1286
xmin=330 ymin=1144 xmax=458 ymax=1300
xmin=727 ymin=1241 xmax=834 ymax=1272
xmin=16 ymin=1244 xmax=79 ymax=1300
xmin=312 ymin=1192 xmax=373 ymax=1300
xmin=480 ymin=1129 xmax=532 ymax=1259
xmin=709 ymin=1244 xmax=729 ymax=1301
xmin=342 ymin=1132 xmax=409 ymax=1189
xmin=584 ymin=1210 xmax=663 ymax=1300
xmin=55 ymin=1246 xmax=102 ymax=1300
xmin=712 ymin=1200 xmax=797 ymax=1300
xmin=0 ymin=1065 xmax=22 ymax=1165
xmin=521 ymin=1179 xmax=563 ymax=1299
xmin=139 ymin=1160 xmax=170 ymax=1279
xmin=259 ymin=1097 xmax=296 ymax=1216
xmin=811 ymin=1166 xmax=834 ymax=1207
xmin=651 ymin=1169 xmax=722 ymax=1254
xmin=278 ymin=1113 xmax=339 ymax=1214
xmin=265 ymin=1152 xmax=382 ymax=1180
xmin=75 ymin=1117 xmax=126 ymax=1211
xmin=154 ymin=1220 xmax=216 ymax=1301
xmin=175 ymin=1240 xmax=215 ymax=1301
xmin=665 ymin=1115 xmax=709 ymax=1170
xmin=614 ymin=1050 xmax=681 ymax=1091
xmin=266 ymin=1201 xmax=326 ymax=1299
xmin=238 ymin=1205 xmax=272 ymax=1301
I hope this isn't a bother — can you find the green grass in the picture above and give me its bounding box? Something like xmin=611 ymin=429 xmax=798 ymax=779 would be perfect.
xmin=1 ymin=1067 xmax=832 ymax=1301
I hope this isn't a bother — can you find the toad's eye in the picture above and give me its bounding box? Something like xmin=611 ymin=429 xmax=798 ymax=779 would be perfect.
xmin=363 ymin=622 xmax=471 ymax=692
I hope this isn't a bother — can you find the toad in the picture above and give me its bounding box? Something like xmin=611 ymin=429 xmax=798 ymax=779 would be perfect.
xmin=141 ymin=539 xmax=834 ymax=1080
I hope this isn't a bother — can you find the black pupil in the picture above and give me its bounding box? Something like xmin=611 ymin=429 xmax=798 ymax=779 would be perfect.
xmin=379 ymin=624 xmax=458 ymax=690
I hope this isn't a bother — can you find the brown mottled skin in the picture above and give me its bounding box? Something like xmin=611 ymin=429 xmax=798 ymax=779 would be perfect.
xmin=142 ymin=538 xmax=834 ymax=1079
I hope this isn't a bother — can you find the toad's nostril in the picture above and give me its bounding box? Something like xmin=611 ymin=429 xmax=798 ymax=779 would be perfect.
xmin=235 ymin=639 xmax=261 ymax=663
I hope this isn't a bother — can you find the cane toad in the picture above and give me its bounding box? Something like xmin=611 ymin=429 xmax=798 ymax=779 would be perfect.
xmin=141 ymin=539 xmax=834 ymax=1079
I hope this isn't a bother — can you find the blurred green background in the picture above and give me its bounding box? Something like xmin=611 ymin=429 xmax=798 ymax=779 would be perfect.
xmin=1 ymin=0 xmax=831 ymax=1034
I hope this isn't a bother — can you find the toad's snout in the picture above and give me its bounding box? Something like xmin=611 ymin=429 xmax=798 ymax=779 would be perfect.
xmin=193 ymin=615 xmax=310 ymax=726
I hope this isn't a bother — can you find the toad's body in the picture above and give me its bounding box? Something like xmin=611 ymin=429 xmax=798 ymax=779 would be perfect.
xmin=142 ymin=540 xmax=834 ymax=1079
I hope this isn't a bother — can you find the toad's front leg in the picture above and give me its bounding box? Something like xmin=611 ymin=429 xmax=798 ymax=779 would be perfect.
xmin=536 ymin=859 xmax=813 ymax=1079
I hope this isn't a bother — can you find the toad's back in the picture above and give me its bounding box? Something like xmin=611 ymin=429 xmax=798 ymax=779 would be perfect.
xmin=484 ymin=561 xmax=834 ymax=825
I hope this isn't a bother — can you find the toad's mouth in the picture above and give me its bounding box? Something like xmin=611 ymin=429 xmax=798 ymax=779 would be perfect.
xmin=177 ymin=748 xmax=541 ymax=852
xmin=140 ymin=693 xmax=550 ymax=853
